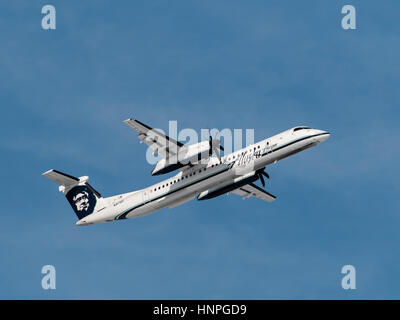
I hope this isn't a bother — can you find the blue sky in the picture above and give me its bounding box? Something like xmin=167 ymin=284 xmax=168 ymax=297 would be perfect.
xmin=1 ymin=0 xmax=399 ymax=299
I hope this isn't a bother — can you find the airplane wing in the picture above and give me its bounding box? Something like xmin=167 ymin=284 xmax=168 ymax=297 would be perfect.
xmin=124 ymin=118 xmax=184 ymax=160
xmin=231 ymin=183 xmax=276 ymax=203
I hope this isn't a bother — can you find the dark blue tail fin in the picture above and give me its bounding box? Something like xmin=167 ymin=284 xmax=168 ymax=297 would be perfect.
xmin=43 ymin=169 xmax=102 ymax=220
xmin=65 ymin=184 xmax=100 ymax=219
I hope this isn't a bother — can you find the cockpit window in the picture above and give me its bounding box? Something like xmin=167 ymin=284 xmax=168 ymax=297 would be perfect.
xmin=293 ymin=126 xmax=311 ymax=132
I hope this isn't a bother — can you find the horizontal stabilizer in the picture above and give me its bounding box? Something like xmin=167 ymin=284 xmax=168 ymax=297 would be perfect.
xmin=42 ymin=169 xmax=80 ymax=186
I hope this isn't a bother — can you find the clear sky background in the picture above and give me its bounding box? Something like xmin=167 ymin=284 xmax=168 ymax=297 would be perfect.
xmin=1 ymin=0 xmax=399 ymax=299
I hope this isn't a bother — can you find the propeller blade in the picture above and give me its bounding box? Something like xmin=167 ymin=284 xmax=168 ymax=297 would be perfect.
xmin=208 ymin=134 xmax=212 ymax=156
xmin=262 ymin=171 xmax=270 ymax=179
xmin=259 ymin=173 xmax=265 ymax=187
xmin=214 ymin=148 xmax=221 ymax=163
xmin=207 ymin=129 xmax=224 ymax=161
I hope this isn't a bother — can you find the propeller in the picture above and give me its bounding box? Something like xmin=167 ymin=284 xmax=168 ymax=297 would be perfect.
xmin=257 ymin=168 xmax=270 ymax=188
xmin=207 ymin=130 xmax=224 ymax=163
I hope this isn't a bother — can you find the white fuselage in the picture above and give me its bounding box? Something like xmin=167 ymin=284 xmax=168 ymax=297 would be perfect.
xmin=76 ymin=127 xmax=330 ymax=225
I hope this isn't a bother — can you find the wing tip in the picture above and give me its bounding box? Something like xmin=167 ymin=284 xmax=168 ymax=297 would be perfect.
xmin=42 ymin=169 xmax=55 ymax=176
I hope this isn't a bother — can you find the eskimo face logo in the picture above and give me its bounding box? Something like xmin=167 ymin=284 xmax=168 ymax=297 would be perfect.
xmin=66 ymin=185 xmax=97 ymax=219
xmin=73 ymin=191 xmax=90 ymax=212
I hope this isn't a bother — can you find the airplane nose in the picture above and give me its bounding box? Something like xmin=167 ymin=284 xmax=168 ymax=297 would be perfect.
xmin=318 ymin=131 xmax=330 ymax=143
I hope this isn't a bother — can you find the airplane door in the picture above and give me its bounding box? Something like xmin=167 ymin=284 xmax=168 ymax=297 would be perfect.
xmin=266 ymin=141 xmax=272 ymax=155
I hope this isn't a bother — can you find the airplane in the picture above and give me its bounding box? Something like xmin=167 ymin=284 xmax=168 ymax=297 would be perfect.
xmin=42 ymin=118 xmax=330 ymax=226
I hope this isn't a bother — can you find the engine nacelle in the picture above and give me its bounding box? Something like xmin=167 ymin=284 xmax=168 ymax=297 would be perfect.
xmin=197 ymin=171 xmax=257 ymax=200
xmin=152 ymin=141 xmax=211 ymax=175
